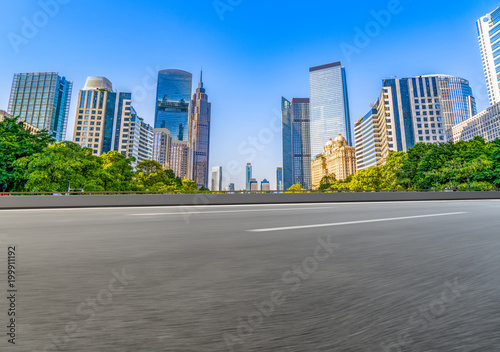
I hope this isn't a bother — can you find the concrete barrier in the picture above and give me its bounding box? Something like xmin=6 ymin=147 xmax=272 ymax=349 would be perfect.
xmin=0 ymin=191 xmax=499 ymax=209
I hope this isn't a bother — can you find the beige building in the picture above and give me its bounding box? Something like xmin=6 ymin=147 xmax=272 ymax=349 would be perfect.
xmin=170 ymin=140 xmax=190 ymax=179
xmin=0 ymin=110 xmax=40 ymax=134
xmin=152 ymin=128 xmax=172 ymax=170
xmin=311 ymin=134 xmax=357 ymax=189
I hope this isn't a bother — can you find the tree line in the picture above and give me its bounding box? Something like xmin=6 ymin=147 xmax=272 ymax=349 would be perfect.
xmin=0 ymin=117 xmax=204 ymax=193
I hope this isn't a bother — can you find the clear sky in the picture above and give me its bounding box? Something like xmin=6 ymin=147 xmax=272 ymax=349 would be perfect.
xmin=0 ymin=0 xmax=498 ymax=189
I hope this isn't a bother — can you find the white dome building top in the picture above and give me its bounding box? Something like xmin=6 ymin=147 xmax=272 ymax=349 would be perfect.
xmin=325 ymin=138 xmax=334 ymax=147
xmin=83 ymin=76 xmax=113 ymax=91
xmin=334 ymin=133 xmax=347 ymax=144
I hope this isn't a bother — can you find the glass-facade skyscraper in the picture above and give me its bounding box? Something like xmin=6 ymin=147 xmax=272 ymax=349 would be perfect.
xmin=246 ymin=163 xmax=252 ymax=191
xmin=190 ymin=70 xmax=211 ymax=189
xmin=382 ymin=75 xmax=476 ymax=151
xmin=8 ymin=72 xmax=72 ymax=142
xmin=477 ymin=7 xmax=500 ymax=105
xmin=282 ymin=97 xmax=312 ymax=190
xmin=155 ymin=70 xmax=193 ymax=142
xmin=309 ymin=62 xmax=351 ymax=157
xmin=276 ymin=167 xmax=283 ymax=191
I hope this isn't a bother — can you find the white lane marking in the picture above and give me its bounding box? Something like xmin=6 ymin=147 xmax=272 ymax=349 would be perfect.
xmin=247 ymin=212 xmax=468 ymax=233
xmin=129 ymin=206 xmax=338 ymax=216
xmin=0 ymin=199 xmax=498 ymax=213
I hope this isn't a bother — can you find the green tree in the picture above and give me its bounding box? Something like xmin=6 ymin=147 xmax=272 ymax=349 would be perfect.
xmin=15 ymin=142 xmax=104 ymax=192
xmin=100 ymin=151 xmax=135 ymax=191
xmin=0 ymin=117 xmax=53 ymax=191
xmin=286 ymin=184 xmax=306 ymax=192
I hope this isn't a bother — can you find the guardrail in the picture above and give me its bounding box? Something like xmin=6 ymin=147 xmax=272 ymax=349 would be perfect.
xmin=0 ymin=188 xmax=498 ymax=196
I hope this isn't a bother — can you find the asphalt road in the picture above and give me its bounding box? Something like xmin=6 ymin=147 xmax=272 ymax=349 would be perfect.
xmin=1 ymin=200 xmax=500 ymax=351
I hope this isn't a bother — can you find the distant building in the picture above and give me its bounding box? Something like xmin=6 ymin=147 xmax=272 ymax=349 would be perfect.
xmin=228 ymin=183 xmax=235 ymax=192
xmin=311 ymin=134 xmax=357 ymax=189
xmin=170 ymin=141 xmax=190 ymax=179
xmin=152 ymin=128 xmax=172 ymax=170
xmin=246 ymin=163 xmax=253 ymax=190
xmin=282 ymin=97 xmax=312 ymax=190
xmin=355 ymin=97 xmax=390 ymax=170
xmin=477 ymin=7 xmax=500 ymax=105
xmin=121 ymin=114 xmax=153 ymax=167
xmin=452 ymin=102 xmax=500 ymax=143
xmin=0 ymin=110 xmax=40 ymax=134
xmin=276 ymin=167 xmax=283 ymax=191
xmin=211 ymin=166 xmax=222 ymax=191
xmin=190 ymin=69 xmax=211 ymax=189
xmin=8 ymin=72 xmax=72 ymax=142
xmin=250 ymin=178 xmax=258 ymax=192
xmin=309 ymin=62 xmax=352 ymax=156
xmin=261 ymin=179 xmax=270 ymax=192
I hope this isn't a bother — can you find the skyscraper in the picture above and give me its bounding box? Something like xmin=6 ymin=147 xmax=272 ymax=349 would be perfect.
xmin=155 ymin=70 xmax=192 ymax=142
xmin=8 ymin=72 xmax=72 ymax=142
xmin=382 ymin=75 xmax=476 ymax=150
xmin=72 ymin=77 xmax=153 ymax=164
xmin=276 ymin=167 xmax=283 ymax=191
xmin=152 ymin=128 xmax=172 ymax=170
xmin=477 ymin=7 xmax=500 ymax=105
xmin=190 ymin=69 xmax=211 ymax=189
xmin=282 ymin=97 xmax=312 ymax=190
xmin=309 ymin=62 xmax=352 ymax=156
xmin=211 ymin=166 xmax=222 ymax=192
xmin=246 ymin=163 xmax=252 ymax=191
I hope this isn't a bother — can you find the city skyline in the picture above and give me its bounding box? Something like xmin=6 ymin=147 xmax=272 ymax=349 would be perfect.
xmin=0 ymin=0 xmax=498 ymax=189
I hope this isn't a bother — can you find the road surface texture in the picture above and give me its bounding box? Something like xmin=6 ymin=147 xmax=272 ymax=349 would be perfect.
xmin=0 ymin=200 xmax=499 ymax=351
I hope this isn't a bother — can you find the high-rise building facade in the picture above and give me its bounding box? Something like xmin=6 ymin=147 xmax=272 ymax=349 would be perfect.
xmin=155 ymin=70 xmax=192 ymax=142
xmin=311 ymin=134 xmax=357 ymax=189
xmin=211 ymin=166 xmax=222 ymax=192
xmin=8 ymin=72 xmax=72 ymax=142
xmin=282 ymin=97 xmax=312 ymax=190
xmin=72 ymin=77 xmax=153 ymax=164
xmin=276 ymin=167 xmax=283 ymax=191
xmin=452 ymin=102 xmax=500 ymax=143
xmin=477 ymin=7 xmax=500 ymax=105
xmin=355 ymin=97 xmax=390 ymax=170
xmin=382 ymin=75 xmax=476 ymax=151
xmin=0 ymin=110 xmax=40 ymax=134
xmin=246 ymin=163 xmax=252 ymax=191
xmin=309 ymin=62 xmax=352 ymax=156
xmin=170 ymin=141 xmax=190 ymax=179
xmin=152 ymin=128 xmax=172 ymax=170
xmin=190 ymin=70 xmax=211 ymax=189
xmin=250 ymin=178 xmax=258 ymax=192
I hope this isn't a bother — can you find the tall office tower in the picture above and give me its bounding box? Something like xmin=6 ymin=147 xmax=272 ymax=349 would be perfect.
xmin=190 ymin=70 xmax=212 ymax=189
xmin=282 ymin=97 xmax=312 ymax=190
xmin=170 ymin=141 xmax=190 ymax=179
xmin=211 ymin=166 xmax=222 ymax=191
xmin=309 ymin=62 xmax=352 ymax=156
xmin=276 ymin=167 xmax=283 ymax=191
xmin=261 ymin=179 xmax=270 ymax=192
xmin=246 ymin=163 xmax=252 ymax=190
xmin=8 ymin=72 xmax=72 ymax=142
xmin=382 ymin=75 xmax=476 ymax=150
xmin=0 ymin=110 xmax=40 ymax=133
xmin=120 ymin=113 xmax=154 ymax=167
xmin=311 ymin=134 xmax=357 ymax=189
xmin=477 ymin=7 xmax=500 ymax=105
xmin=152 ymin=128 xmax=172 ymax=170
xmin=155 ymin=70 xmax=192 ymax=141
xmin=72 ymin=77 xmax=154 ymax=162
xmin=355 ymin=97 xmax=390 ymax=171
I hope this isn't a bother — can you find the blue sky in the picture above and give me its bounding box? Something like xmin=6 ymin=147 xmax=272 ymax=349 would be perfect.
xmin=0 ymin=0 xmax=498 ymax=189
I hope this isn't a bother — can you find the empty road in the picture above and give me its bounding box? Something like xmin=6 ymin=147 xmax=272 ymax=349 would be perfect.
xmin=1 ymin=200 xmax=499 ymax=351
